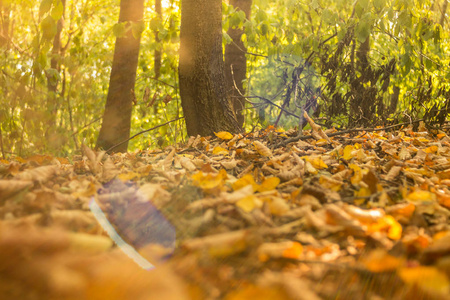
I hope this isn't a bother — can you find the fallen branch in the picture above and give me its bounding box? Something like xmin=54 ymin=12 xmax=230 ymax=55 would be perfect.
xmin=105 ymin=117 xmax=184 ymax=153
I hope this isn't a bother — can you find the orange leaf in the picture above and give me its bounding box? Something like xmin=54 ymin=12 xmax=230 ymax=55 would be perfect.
xmin=212 ymin=146 xmax=229 ymax=155
xmin=360 ymin=249 xmax=404 ymax=272
xmin=258 ymin=177 xmax=280 ymax=192
xmin=236 ymin=195 xmax=261 ymax=212
xmin=232 ymin=174 xmax=258 ymax=191
xmin=398 ymin=266 xmax=450 ymax=294
xmin=215 ymin=131 xmax=234 ymax=140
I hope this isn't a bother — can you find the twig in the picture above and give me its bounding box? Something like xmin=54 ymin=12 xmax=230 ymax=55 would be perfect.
xmin=71 ymin=117 xmax=102 ymax=137
xmin=273 ymin=119 xmax=424 ymax=148
xmin=105 ymin=117 xmax=184 ymax=153
xmin=0 ymin=126 xmax=5 ymax=159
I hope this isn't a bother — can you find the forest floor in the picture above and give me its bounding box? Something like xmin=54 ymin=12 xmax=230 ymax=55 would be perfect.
xmin=1 ymin=119 xmax=450 ymax=300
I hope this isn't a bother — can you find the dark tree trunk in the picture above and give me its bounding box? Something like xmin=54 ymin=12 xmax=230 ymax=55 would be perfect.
xmin=96 ymin=0 xmax=144 ymax=152
xmin=224 ymin=0 xmax=252 ymax=128
xmin=179 ymin=0 xmax=242 ymax=137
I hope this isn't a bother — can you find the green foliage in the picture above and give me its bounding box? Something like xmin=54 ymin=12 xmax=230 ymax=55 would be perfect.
xmin=1 ymin=0 xmax=449 ymax=158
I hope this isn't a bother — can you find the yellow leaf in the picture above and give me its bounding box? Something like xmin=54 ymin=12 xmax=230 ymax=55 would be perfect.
xmin=253 ymin=141 xmax=273 ymax=157
xmin=343 ymin=145 xmax=354 ymax=160
xmin=406 ymin=189 xmax=436 ymax=203
xmin=349 ymin=163 xmax=368 ymax=185
xmin=212 ymin=146 xmax=229 ymax=155
xmin=366 ymin=215 xmax=402 ymax=240
xmin=354 ymin=186 xmax=371 ymax=201
xmin=236 ymin=195 xmax=261 ymax=212
xmin=232 ymin=174 xmax=258 ymax=191
xmin=118 ymin=172 xmax=140 ymax=181
xmin=398 ymin=266 xmax=450 ymax=295
xmin=361 ymin=249 xmax=404 ymax=272
xmin=192 ymin=170 xmax=226 ymax=192
xmin=215 ymin=131 xmax=234 ymax=140
xmin=258 ymin=177 xmax=280 ymax=192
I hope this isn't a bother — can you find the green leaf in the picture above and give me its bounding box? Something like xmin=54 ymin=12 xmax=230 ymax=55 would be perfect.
xmin=260 ymin=23 xmax=269 ymax=36
xmin=131 ymin=21 xmax=145 ymax=39
xmin=45 ymin=68 xmax=61 ymax=86
xmin=223 ymin=31 xmax=232 ymax=44
xmin=355 ymin=20 xmax=371 ymax=43
xmin=51 ymin=0 xmax=64 ymax=21
xmin=150 ymin=17 xmax=160 ymax=32
xmin=41 ymin=15 xmax=57 ymax=40
xmin=39 ymin=0 xmax=53 ymax=17
xmin=113 ymin=22 xmax=126 ymax=38
xmin=255 ymin=9 xmax=267 ymax=22
xmin=373 ymin=0 xmax=385 ymax=11
xmin=322 ymin=8 xmax=335 ymax=25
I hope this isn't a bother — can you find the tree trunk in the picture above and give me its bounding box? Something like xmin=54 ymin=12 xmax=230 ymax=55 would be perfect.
xmin=179 ymin=0 xmax=242 ymax=137
xmin=224 ymin=0 xmax=252 ymax=128
xmin=0 ymin=1 xmax=11 ymax=49
xmin=96 ymin=0 xmax=144 ymax=152
xmin=46 ymin=0 xmax=66 ymax=126
xmin=440 ymin=0 xmax=448 ymax=27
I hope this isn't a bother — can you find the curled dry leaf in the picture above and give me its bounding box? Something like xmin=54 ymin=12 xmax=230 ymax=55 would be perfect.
xmin=253 ymin=140 xmax=273 ymax=157
xmin=179 ymin=156 xmax=197 ymax=172
xmin=82 ymin=144 xmax=105 ymax=175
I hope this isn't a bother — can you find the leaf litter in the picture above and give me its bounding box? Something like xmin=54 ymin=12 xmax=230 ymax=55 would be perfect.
xmin=1 ymin=119 xmax=450 ymax=299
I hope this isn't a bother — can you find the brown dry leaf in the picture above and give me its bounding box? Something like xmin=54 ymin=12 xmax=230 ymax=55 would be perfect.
xmin=253 ymin=140 xmax=273 ymax=157
xmin=257 ymin=241 xmax=303 ymax=262
xmin=0 ymin=179 xmax=33 ymax=201
xmin=15 ymin=165 xmax=59 ymax=183
xmin=182 ymin=230 xmax=250 ymax=258
xmin=139 ymin=183 xmax=171 ymax=208
xmin=100 ymin=156 xmax=119 ymax=182
xmin=82 ymin=144 xmax=105 ymax=175
xmin=303 ymin=111 xmax=331 ymax=143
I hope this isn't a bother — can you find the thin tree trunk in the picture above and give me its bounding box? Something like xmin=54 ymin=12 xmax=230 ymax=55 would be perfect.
xmin=96 ymin=0 xmax=144 ymax=152
xmin=179 ymin=0 xmax=241 ymax=137
xmin=224 ymin=0 xmax=252 ymax=128
xmin=47 ymin=0 xmax=66 ymax=118
xmin=154 ymin=0 xmax=161 ymax=79
xmin=440 ymin=0 xmax=448 ymax=27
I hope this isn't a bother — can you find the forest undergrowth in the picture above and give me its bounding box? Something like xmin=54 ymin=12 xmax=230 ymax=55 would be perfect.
xmin=0 ymin=115 xmax=450 ymax=300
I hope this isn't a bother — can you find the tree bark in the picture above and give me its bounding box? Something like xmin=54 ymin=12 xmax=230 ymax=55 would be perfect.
xmin=179 ymin=0 xmax=242 ymax=137
xmin=225 ymin=0 xmax=252 ymax=128
xmin=96 ymin=0 xmax=144 ymax=152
